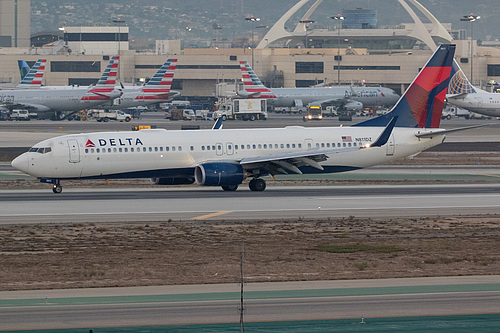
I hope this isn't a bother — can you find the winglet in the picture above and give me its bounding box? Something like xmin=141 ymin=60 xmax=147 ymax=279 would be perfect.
xmin=212 ymin=116 xmax=223 ymax=130
xmin=364 ymin=116 xmax=398 ymax=148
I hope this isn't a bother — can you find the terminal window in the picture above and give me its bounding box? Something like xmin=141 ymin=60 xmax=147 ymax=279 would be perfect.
xmin=51 ymin=61 xmax=101 ymax=73
xmin=296 ymin=62 xmax=324 ymax=74
xmin=487 ymin=65 xmax=500 ymax=76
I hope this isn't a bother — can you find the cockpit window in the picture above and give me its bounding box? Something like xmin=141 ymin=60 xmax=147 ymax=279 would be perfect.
xmin=30 ymin=147 xmax=52 ymax=154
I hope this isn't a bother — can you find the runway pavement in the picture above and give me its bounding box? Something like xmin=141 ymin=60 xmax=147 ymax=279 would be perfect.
xmin=0 ymin=276 xmax=499 ymax=330
xmin=0 ymin=184 xmax=499 ymax=224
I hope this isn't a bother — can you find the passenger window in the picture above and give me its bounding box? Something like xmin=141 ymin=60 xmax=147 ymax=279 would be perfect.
xmin=160 ymin=147 xmax=163 ymax=151
xmin=247 ymin=144 xmax=251 ymax=149
xmin=348 ymin=143 xmax=352 ymax=147
xmin=131 ymin=148 xmax=134 ymax=152
xmin=172 ymin=146 xmax=176 ymax=151
xmin=149 ymin=147 xmax=152 ymax=152
xmin=228 ymin=145 xmax=232 ymax=150
xmin=337 ymin=143 xmax=341 ymax=147
xmin=292 ymin=144 xmax=296 ymax=148
xmin=155 ymin=147 xmax=158 ymax=152
xmin=343 ymin=143 xmax=346 ymax=147
xmin=307 ymin=143 xmax=311 ymax=148
xmin=166 ymin=147 xmax=169 ymax=151
xmin=178 ymin=146 xmax=182 ymax=151
xmin=327 ymin=143 xmax=330 ymax=147
xmin=298 ymin=143 xmax=302 ymax=148
xmin=91 ymin=148 xmax=95 ymax=153
xmin=258 ymin=144 xmax=262 ymax=149
xmin=85 ymin=148 xmax=89 ymax=153
xmin=119 ymin=148 xmax=122 ymax=152
xmin=142 ymin=147 xmax=146 ymax=152
xmin=286 ymin=144 xmax=290 ymax=148
xmin=353 ymin=143 xmax=357 ymax=147
xmin=124 ymin=148 xmax=128 ymax=152
xmin=190 ymin=146 xmax=194 ymax=151
xmin=253 ymin=144 xmax=256 ymax=149
xmin=96 ymin=148 xmax=100 ymax=153
xmin=316 ymin=143 xmax=320 ymax=148
xmin=321 ymin=143 xmax=325 ymax=148
xmin=108 ymin=148 xmax=112 ymax=153
xmin=281 ymin=144 xmax=285 ymax=148
xmin=212 ymin=145 xmax=216 ymax=150
xmin=275 ymin=144 xmax=278 ymax=149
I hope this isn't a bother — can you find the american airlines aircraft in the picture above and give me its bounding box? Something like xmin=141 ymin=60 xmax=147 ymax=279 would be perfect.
xmin=14 ymin=58 xmax=180 ymax=109
xmin=238 ymin=61 xmax=400 ymax=110
xmin=100 ymin=59 xmax=181 ymax=110
xmin=13 ymin=45 xmax=469 ymax=193
xmin=17 ymin=59 xmax=46 ymax=88
xmin=446 ymin=60 xmax=500 ymax=117
xmin=0 ymin=57 xmax=121 ymax=113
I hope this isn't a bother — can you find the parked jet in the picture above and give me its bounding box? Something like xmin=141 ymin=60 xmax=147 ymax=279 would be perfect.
xmin=0 ymin=57 xmax=121 ymax=114
xmin=18 ymin=60 xmax=32 ymax=81
xmin=446 ymin=60 xmax=500 ymax=117
xmin=14 ymin=45 xmax=471 ymax=193
xmin=100 ymin=59 xmax=181 ymax=110
xmin=237 ymin=61 xmax=399 ymax=110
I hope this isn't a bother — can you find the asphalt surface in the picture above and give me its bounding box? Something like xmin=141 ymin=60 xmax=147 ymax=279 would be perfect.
xmin=0 ymin=276 xmax=499 ymax=330
xmin=1 ymin=184 xmax=499 ymax=224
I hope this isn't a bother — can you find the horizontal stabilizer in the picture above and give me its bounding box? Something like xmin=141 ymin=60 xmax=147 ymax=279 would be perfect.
xmin=415 ymin=123 xmax=491 ymax=138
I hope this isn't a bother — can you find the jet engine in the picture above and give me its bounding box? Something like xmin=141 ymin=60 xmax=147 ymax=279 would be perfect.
xmin=194 ymin=163 xmax=244 ymax=186
xmin=150 ymin=177 xmax=194 ymax=185
xmin=344 ymin=101 xmax=363 ymax=111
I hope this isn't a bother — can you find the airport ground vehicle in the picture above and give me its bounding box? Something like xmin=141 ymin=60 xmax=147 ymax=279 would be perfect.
xmin=215 ymin=98 xmax=267 ymax=120
xmin=303 ymin=105 xmax=323 ymax=121
xmin=94 ymin=110 xmax=132 ymax=122
xmin=166 ymin=108 xmax=196 ymax=121
xmin=10 ymin=109 xmax=30 ymax=121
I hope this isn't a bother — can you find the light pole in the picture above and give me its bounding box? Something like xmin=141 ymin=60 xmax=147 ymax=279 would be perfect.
xmin=331 ymin=14 xmax=344 ymax=85
xmin=299 ymin=19 xmax=315 ymax=48
xmin=113 ymin=18 xmax=126 ymax=82
xmin=245 ymin=16 xmax=260 ymax=68
xmin=461 ymin=13 xmax=480 ymax=84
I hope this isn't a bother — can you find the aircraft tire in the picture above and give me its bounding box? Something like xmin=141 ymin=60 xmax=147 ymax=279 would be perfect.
xmin=125 ymin=117 xmax=131 ymax=122
xmin=52 ymin=185 xmax=62 ymax=194
xmin=249 ymin=178 xmax=266 ymax=191
xmin=222 ymin=184 xmax=238 ymax=191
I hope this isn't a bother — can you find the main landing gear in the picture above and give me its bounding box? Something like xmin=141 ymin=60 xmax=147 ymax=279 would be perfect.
xmin=249 ymin=178 xmax=266 ymax=192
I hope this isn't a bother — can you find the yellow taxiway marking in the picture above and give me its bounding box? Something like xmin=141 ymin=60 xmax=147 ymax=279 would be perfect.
xmin=475 ymin=173 xmax=500 ymax=178
xmin=191 ymin=211 xmax=230 ymax=220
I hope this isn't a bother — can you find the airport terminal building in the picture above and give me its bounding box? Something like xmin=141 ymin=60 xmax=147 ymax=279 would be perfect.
xmin=1 ymin=0 xmax=500 ymax=100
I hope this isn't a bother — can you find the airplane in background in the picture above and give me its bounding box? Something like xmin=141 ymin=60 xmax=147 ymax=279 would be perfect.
xmin=237 ymin=61 xmax=400 ymax=110
xmin=100 ymin=59 xmax=181 ymax=110
xmin=13 ymin=45 xmax=480 ymax=194
xmin=18 ymin=60 xmax=32 ymax=81
xmin=446 ymin=60 xmax=500 ymax=117
xmin=17 ymin=59 xmax=46 ymax=88
xmin=14 ymin=58 xmax=180 ymax=108
xmin=0 ymin=56 xmax=121 ymax=114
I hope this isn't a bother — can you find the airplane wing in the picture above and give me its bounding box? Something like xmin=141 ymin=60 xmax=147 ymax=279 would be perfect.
xmin=415 ymin=123 xmax=490 ymax=138
xmin=239 ymin=117 xmax=397 ymax=175
xmin=0 ymin=102 xmax=50 ymax=112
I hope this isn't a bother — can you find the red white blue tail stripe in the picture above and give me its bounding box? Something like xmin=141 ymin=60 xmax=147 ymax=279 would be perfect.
xmin=84 ymin=56 xmax=120 ymax=101
xmin=136 ymin=59 xmax=177 ymax=100
xmin=355 ymin=44 xmax=455 ymax=129
xmin=239 ymin=61 xmax=276 ymax=99
xmin=18 ymin=59 xmax=46 ymax=87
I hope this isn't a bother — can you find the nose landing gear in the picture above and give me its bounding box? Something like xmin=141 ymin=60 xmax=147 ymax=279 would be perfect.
xmin=52 ymin=184 xmax=63 ymax=194
xmin=40 ymin=178 xmax=63 ymax=193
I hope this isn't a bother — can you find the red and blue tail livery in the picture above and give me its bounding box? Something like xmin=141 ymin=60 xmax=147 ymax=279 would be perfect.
xmin=356 ymin=44 xmax=455 ymax=128
xmin=137 ymin=59 xmax=178 ymax=100
xmin=239 ymin=61 xmax=276 ymax=99
xmin=84 ymin=56 xmax=120 ymax=101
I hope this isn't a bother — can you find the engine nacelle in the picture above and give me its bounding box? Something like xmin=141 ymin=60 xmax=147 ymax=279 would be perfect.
xmin=194 ymin=163 xmax=244 ymax=186
xmin=344 ymin=101 xmax=363 ymax=111
xmin=150 ymin=177 xmax=194 ymax=185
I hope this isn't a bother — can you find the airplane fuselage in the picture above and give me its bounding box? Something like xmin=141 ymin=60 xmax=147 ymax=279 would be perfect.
xmin=0 ymin=88 xmax=110 ymax=112
xmin=267 ymin=87 xmax=399 ymax=108
xmin=447 ymin=92 xmax=500 ymax=117
xmin=13 ymin=126 xmax=444 ymax=181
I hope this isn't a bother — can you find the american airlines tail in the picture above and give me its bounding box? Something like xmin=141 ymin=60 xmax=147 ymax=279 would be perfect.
xmin=138 ymin=59 xmax=178 ymax=100
xmin=355 ymin=44 xmax=456 ymax=128
xmin=85 ymin=56 xmax=121 ymax=100
xmin=17 ymin=59 xmax=46 ymax=88
xmin=238 ymin=61 xmax=276 ymax=98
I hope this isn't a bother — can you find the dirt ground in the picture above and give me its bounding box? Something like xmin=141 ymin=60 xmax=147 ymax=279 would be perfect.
xmin=0 ymin=216 xmax=499 ymax=291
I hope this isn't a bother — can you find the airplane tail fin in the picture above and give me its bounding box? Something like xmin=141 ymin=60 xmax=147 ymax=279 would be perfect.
xmin=138 ymin=59 xmax=177 ymax=100
xmin=355 ymin=44 xmax=456 ymax=128
xmin=17 ymin=59 xmax=46 ymax=87
xmin=238 ymin=61 xmax=275 ymax=98
xmin=85 ymin=56 xmax=120 ymax=100
xmin=448 ymin=59 xmax=476 ymax=95
xmin=18 ymin=60 xmax=30 ymax=80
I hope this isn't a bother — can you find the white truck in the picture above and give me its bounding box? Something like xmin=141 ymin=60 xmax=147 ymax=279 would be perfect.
xmin=94 ymin=110 xmax=132 ymax=122
xmin=10 ymin=109 xmax=31 ymax=121
xmin=215 ymin=98 xmax=267 ymax=121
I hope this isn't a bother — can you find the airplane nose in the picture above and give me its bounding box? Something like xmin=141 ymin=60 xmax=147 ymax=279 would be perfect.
xmin=11 ymin=153 xmax=29 ymax=174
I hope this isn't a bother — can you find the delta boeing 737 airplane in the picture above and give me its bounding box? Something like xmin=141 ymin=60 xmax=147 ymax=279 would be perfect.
xmin=13 ymin=45 xmax=474 ymax=193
